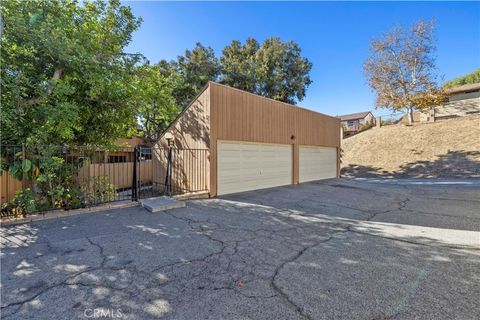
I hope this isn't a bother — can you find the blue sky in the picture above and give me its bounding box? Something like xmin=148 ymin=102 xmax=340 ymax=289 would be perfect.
xmin=124 ymin=1 xmax=480 ymax=117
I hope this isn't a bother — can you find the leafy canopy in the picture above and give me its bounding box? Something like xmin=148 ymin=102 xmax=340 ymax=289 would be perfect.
xmin=1 ymin=0 xmax=314 ymax=145
xmin=133 ymin=64 xmax=183 ymax=143
xmin=1 ymin=0 xmax=142 ymax=146
xmin=156 ymin=43 xmax=220 ymax=108
xmin=220 ymin=38 xmax=260 ymax=94
xmin=220 ymin=37 xmax=312 ymax=104
xmin=162 ymin=37 xmax=313 ymax=106
xmin=364 ymin=20 xmax=445 ymax=124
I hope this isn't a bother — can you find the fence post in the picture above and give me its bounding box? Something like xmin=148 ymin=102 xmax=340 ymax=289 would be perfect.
xmin=164 ymin=146 xmax=173 ymax=196
xmin=132 ymin=147 xmax=138 ymax=201
xmin=22 ymin=143 xmax=26 ymax=191
xmin=168 ymin=148 xmax=173 ymax=196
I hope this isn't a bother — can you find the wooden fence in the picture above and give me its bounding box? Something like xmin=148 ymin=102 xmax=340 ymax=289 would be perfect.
xmin=1 ymin=171 xmax=23 ymax=205
xmin=1 ymin=161 xmax=152 ymax=205
xmin=77 ymin=160 xmax=152 ymax=190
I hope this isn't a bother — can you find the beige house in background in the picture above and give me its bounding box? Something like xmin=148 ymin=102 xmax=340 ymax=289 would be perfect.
xmin=436 ymin=83 xmax=480 ymax=119
xmin=407 ymin=83 xmax=480 ymax=123
xmin=337 ymin=111 xmax=375 ymax=134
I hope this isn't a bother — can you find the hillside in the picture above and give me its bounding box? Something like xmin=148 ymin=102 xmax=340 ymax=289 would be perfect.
xmin=341 ymin=116 xmax=480 ymax=178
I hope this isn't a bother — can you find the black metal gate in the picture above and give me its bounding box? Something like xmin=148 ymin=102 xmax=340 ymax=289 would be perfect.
xmin=1 ymin=144 xmax=139 ymax=216
xmin=1 ymin=144 xmax=210 ymax=217
xmin=132 ymin=146 xmax=160 ymax=200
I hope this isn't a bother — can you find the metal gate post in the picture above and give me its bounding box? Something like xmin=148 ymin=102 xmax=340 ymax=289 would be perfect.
xmin=132 ymin=147 xmax=138 ymax=201
xmin=168 ymin=148 xmax=172 ymax=196
xmin=22 ymin=143 xmax=26 ymax=191
xmin=164 ymin=146 xmax=173 ymax=196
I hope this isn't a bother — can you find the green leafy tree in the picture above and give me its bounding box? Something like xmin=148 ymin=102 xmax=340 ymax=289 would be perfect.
xmin=220 ymin=37 xmax=312 ymax=104
xmin=220 ymin=38 xmax=260 ymax=93
xmin=133 ymin=64 xmax=183 ymax=143
xmin=1 ymin=0 xmax=142 ymax=146
xmin=176 ymin=43 xmax=220 ymax=106
xmin=443 ymin=69 xmax=480 ymax=89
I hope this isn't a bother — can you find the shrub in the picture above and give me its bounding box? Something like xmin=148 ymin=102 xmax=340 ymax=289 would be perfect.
xmin=61 ymin=186 xmax=86 ymax=210
xmin=358 ymin=122 xmax=374 ymax=132
xmin=81 ymin=177 xmax=117 ymax=205
xmin=1 ymin=188 xmax=37 ymax=217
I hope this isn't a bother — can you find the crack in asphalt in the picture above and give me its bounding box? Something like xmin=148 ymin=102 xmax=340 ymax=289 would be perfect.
xmin=154 ymin=196 xmax=446 ymax=319
xmin=0 ymin=196 xmax=433 ymax=316
xmin=1 ymin=236 xmax=117 ymax=316
xmin=1 ymin=265 xmax=101 ymax=316
xmin=160 ymin=207 xmax=354 ymax=319
xmin=2 ymin=184 xmax=478 ymax=319
xmin=270 ymin=229 xmax=350 ymax=320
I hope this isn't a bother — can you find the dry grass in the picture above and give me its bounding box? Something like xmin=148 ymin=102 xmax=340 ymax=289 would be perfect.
xmin=341 ymin=115 xmax=480 ymax=178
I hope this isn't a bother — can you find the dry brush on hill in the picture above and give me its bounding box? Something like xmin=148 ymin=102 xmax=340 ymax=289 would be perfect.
xmin=341 ymin=116 xmax=480 ymax=178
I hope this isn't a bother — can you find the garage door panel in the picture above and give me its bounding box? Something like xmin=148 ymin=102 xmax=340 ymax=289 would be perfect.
xmin=218 ymin=141 xmax=292 ymax=195
xmin=299 ymin=146 xmax=337 ymax=183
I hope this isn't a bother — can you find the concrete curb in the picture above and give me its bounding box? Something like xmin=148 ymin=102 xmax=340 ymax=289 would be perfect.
xmin=140 ymin=197 xmax=186 ymax=213
xmin=0 ymin=200 xmax=140 ymax=226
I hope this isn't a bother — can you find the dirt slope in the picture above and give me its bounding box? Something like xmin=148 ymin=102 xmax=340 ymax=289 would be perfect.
xmin=341 ymin=116 xmax=480 ymax=178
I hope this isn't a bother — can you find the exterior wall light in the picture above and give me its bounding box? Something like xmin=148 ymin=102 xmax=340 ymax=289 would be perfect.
xmin=164 ymin=132 xmax=174 ymax=147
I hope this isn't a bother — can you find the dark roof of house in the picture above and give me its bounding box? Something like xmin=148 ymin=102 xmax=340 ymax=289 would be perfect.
xmin=446 ymin=83 xmax=480 ymax=95
xmin=337 ymin=111 xmax=373 ymax=121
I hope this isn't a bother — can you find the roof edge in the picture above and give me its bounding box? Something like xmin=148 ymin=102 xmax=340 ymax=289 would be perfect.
xmin=337 ymin=111 xmax=373 ymax=120
xmin=209 ymin=81 xmax=340 ymax=122
xmin=445 ymin=82 xmax=480 ymax=94
xmin=156 ymin=82 xmax=211 ymax=143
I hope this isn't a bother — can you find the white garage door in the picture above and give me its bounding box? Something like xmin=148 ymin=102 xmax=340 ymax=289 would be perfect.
xmin=217 ymin=141 xmax=292 ymax=195
xmin=299 ymin=146 xmax=337 ymax=183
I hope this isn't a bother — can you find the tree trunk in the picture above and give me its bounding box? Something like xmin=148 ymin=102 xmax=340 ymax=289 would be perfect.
xmin=25 ymin=67 xmax=65 ymax=106
xmin=407 ymin=107 xmax=413 ymax=125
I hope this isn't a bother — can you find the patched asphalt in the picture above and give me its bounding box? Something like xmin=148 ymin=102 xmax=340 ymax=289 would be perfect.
xmin=1 ymin=179 xmax=479 ymax=319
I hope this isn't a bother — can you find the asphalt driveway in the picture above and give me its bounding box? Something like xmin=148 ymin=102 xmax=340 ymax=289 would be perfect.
xmin=1 ymin=179 xmax=479 ymax=319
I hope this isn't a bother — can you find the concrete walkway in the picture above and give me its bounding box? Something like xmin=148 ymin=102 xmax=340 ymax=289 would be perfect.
xmin=1 ymin=179 xmax=479 ymax=319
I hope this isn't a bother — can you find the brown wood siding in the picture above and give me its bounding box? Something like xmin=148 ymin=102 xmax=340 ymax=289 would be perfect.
xmin=209 ymin=82 xmax=340 ymax=196
xmin=154 ymin=82 xmax=340 ymax=197
xmin=210 ymin=83 xmax=340 ymax=146
xmin=153 ymin=87 xmax=211 ymax=192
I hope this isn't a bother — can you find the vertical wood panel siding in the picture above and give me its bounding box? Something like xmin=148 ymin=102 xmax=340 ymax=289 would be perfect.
xmin=155 ymin=82 xmax=340 ymax=198
xmin=153 ymin=87 xmax=211 ymax=193
xmin=209 ymin=82 xmax=340 ymax=196
xmin=210 ymin=83 xmax=340 ymax=147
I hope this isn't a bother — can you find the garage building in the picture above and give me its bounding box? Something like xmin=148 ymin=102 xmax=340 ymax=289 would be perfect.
xmin=153 ymin=82 xmax=340 ymax=197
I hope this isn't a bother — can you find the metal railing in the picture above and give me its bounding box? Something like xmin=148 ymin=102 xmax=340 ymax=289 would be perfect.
xmin=0 ymin=145 xmax=148 ymax=216
xmin=1 ymin=144 xmax=209 ymax=217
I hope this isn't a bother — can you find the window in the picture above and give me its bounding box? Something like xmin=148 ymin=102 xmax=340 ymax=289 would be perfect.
xmin=139 ymin=147 xmax=152 ymax=161
xmin=108 ymin=155 xmax=127 ymax=163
